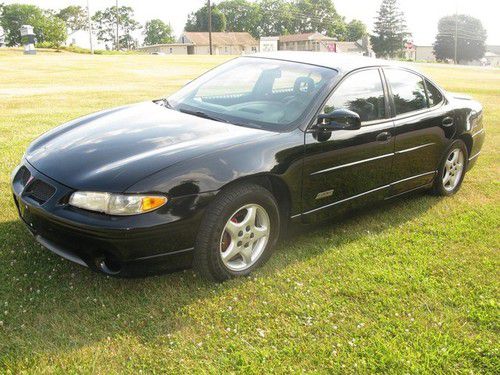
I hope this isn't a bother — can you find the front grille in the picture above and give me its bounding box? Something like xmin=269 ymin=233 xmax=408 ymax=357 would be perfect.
xmin=25 ymin=179 xmax=56 ymax=204
xmin=15 ymin=166 xmax=31 ymax=187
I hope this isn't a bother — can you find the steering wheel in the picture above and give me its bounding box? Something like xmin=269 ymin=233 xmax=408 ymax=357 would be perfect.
xmin=281 ymin=94 xmax=296 ymax=103
xmin=283 ymin=96 xmax=304 ymax=107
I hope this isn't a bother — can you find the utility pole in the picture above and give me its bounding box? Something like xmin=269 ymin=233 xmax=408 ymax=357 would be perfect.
xmin=86 ymin=0 xmax=94 ymax=54
xmin=208 ymin=0 xmax=212 ymax=55
xmin=116 ymin=0 xmax=119 ymax=51
xmin=454 ymin=3 xmax=458 ymax=64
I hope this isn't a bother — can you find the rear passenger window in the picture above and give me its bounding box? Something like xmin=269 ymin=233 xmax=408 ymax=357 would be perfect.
xmin=322 ymin=69 xmax=386 ymax=122
xmin=425 ymin=80 xmax=443 ymax=107
xmin=385 ymin=69 xmax=427 ymax=115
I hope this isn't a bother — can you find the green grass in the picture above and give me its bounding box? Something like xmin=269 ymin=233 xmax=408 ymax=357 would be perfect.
xmin=0 ymin=49 xmax=498 ymax=373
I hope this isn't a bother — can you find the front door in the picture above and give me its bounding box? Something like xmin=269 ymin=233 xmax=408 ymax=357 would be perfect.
xmin=301 ymin=68 xmax=395 ymax=222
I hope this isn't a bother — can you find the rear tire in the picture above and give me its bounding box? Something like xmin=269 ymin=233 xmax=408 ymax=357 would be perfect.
xmin=194 ymin=183 xmax=280 ymax=282
xmin=432 ymin=139 xmax=468 ymax=196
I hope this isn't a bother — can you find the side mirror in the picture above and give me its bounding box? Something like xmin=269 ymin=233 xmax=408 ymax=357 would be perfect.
xmin=316 ymin=109 xmax=361 ymax=131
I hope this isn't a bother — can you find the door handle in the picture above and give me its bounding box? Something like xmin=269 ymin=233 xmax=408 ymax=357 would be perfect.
xmin=376 ymin=131 xmax=392 ymax=142
xmin=442 ymin=117 xmax=454 ymax=127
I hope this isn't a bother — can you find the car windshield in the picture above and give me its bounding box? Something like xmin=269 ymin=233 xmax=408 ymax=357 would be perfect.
xmin=167 ymin=57 xmax=337 ymax=131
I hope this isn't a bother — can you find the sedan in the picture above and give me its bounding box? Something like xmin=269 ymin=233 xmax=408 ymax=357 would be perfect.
xmin=11 ymin=52 xmax=485 ymax=281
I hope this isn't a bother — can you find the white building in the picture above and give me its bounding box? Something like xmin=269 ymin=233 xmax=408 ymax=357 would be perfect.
xmin=260 ymin=36 xmax=279 ymax=53
xmin=271 ymin=33 xmax=372 ymax=56
xmin=138 ymin=32 xmax=259 ymax=55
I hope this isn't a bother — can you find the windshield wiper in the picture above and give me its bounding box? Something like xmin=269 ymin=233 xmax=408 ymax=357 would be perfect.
xmin=155 ymin=98 xmax=174 ymax=109
xmin=179 ymin=109 xmax=231 ymax=124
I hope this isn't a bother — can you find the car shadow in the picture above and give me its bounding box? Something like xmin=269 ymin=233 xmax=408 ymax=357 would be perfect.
xmin=0 ymin=190 xmax=440 ymax=366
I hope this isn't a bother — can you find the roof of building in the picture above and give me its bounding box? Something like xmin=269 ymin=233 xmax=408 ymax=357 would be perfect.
xmin=278 ymin=33 xmax=336 ymax=43
xmin=181 ymin=32 xmax=258 ymax=46
xmin=138 ymin=43 xmax=190 ymax=49
xmin=486 ymin=45 xmax=500 ymax=54
xmin=251 ymin=51 xmax=413 ymax=74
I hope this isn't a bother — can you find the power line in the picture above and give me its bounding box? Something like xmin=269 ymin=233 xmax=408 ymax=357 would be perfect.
xmin=208 ymin=0 xmax=212 ymax=55
xmin=86 ymin=0 xmax=93 ymax=54
xmin=115 ymin=0 xmax=119 ymax=51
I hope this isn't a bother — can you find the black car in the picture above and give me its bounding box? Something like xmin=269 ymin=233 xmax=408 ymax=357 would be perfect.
xmin=11 ymin=52 xmax=485 ymax=281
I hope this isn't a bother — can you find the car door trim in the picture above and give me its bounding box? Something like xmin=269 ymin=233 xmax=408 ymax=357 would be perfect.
xmin=395 ymin=142 xmax=435 ymax=154
xmin=292 ymin=184 xmax=389 ymax=217
xmin=468 ymin=151 xmax=481 ymax=161
xmin=292 ymin=170 xmax=437 ymax=218
xmin=310 ymin=153 xmax=394 ymax=175
xmin=389 ymin=170 xmax=436 ymax=185
xmin=472 ymin=128 xmax=484 ymax=138
xmin=310 ymin=142 xmax=434 ymax=175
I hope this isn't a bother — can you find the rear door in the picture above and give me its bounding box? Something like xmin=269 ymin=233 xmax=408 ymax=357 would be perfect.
xmin=383 ymin=68 xmax=452 ymax=195
xmin=301 ymin=68 xmax=395 ymax=221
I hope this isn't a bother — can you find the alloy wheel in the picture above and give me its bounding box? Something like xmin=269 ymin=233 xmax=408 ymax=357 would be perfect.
xmin=219 ymin=204 xmax=270 ymax=272
xmin=443 ymin=148 xmax=465 ymax=192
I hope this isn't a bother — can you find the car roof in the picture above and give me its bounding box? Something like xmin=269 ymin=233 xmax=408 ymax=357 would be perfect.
xmin=250 ymin=51 xmax=412 ymax=74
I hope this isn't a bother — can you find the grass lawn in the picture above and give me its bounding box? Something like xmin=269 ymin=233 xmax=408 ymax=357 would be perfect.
xmin=0 ymin=49 xmax=498 ymax=373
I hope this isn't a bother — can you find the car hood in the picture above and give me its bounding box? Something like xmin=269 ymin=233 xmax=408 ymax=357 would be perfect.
xmin=26 ymin=101 xmax=273 ymax=192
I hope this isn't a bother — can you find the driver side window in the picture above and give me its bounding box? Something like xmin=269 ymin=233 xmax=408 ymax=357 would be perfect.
xmin=322 ymin=69 xmax=386 ymax=123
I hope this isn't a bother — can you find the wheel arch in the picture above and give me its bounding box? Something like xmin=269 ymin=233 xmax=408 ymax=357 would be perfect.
xmin=218 ymin=173 xmax=293 ymax=221
xmin=458 ymin=133 xmax=473 ymax=157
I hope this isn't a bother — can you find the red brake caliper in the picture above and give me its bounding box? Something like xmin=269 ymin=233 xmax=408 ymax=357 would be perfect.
xmin=222 ymin=215 xmax=238 ymax=251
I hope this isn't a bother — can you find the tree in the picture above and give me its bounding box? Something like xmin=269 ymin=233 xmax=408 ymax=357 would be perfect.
xmin=218 ymin=0 xmax=261 ymax=37
xmin=257 ymin=0 xmax=295 ymax=36
xmin=0 ymin=4 xmax=4 ymax=44
xmin=57 ymin=5 xmax=87 ymax=35
xmin=92 ymin=6 xmax=141 ymax=50
xmin=433 ymin=14 xmax=486 ymax=64
xmin=346 ymin=19 xmax=367 ymax=41
xmin=370 ymin=0 xmax=410 ymax=58
xmin=0 ymin=4 xmax=44 ymax=46
xmin=37 ymin=14 xmax=67 ymax=48
xmin=185 ymin=4 xmax=226 ymax=32
xmin=291 ymin=0 xmax=346 ymax=38
xmin=143 ymin=19 xmax=174 ymax=45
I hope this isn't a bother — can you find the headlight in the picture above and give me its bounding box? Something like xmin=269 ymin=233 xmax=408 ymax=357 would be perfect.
xmin=69 ymin=192 xmax=167 ymax=215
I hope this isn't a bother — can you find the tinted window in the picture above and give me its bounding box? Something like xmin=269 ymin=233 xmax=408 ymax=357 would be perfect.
xmin=426 ymin=80 xmax=443 ymax=107
xmin=322 ymin=69 xmax=386 ymax=122
xmin=385 ymin=69 xmax=427 ymax=115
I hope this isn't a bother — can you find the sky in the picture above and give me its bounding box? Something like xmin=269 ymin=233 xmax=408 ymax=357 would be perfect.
xmin=3 ymin=0 xmax=499 ymax=48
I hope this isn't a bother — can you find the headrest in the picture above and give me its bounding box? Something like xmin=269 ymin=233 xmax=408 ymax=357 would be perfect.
xmin=293 ymin=76 xmax=315 ymax=95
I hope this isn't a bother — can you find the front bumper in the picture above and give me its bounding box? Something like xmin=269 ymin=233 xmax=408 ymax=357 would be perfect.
xmin=11 ymin=162 xmax=216 ymax=276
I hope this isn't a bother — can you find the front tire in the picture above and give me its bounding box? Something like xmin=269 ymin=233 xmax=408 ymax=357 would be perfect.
xmin=194 ymin=183 xmax=280 ymax=281
xmin=433 ymin=139 xmax=468 ymax=196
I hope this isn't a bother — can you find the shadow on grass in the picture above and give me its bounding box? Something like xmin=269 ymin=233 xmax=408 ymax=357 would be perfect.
xmin=0 ymin=190 xmax=440 ymax=366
